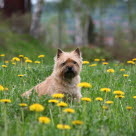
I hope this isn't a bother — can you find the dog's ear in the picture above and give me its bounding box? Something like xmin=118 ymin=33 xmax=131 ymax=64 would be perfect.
xmin=57 ymin=49 xmax=63 ymax=58
xmin=73 ymin=48 xmax=81 ymax=57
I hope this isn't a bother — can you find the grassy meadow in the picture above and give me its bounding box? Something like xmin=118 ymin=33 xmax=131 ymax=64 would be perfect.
xmin=0 ymin=54 xmax=136 ymax=136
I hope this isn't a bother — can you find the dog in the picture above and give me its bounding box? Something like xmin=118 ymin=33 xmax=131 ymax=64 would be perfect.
xmin=22 ymin=48 xmax=82 ymax=101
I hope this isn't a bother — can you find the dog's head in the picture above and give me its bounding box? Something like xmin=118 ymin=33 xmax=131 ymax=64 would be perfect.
xmin=54 ymin=48 xmax=82 ymax=79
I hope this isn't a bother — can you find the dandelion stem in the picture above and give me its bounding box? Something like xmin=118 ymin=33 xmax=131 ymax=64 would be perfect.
xmin=21 ymin=108 xmax=24 ymax=122
xmin=49 ymin=108 xmax=54 ymax=126
xmin=4 ymin=104 xmax=8 ymax=136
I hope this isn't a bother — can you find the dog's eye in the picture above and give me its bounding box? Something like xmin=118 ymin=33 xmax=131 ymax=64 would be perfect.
xmin=73 ymin=61 xmax=77 ymax=64
xmin=62 ymin=62 xmax=66 ymax=66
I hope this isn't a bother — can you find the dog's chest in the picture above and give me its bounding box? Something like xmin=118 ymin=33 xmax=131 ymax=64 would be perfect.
xmin=56 ymin=84 xmax=79 ymax=97
xmin=53 ymin=76 xmax=81 ymax=97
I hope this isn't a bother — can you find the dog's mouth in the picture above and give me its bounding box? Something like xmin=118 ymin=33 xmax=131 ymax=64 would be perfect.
xmin=64 ymin=70 xmax=76 ymax=79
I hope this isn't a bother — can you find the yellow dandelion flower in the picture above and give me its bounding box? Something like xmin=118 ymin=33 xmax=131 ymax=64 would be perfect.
xmin=57 ymin=101 xmax=68 ymax=107
xmin=38 ymin=116 xmax=50 ymax=124
xmin=107 ymin=69 xmax=115 ymax=73
xmin=4 ymin=61 xmax=9 ymax=64
xmin=113 ymin=91 xmax=125 ymax=95
xmin=25 ymin=59 xmax=32 ymax=63
xmin=24 ymin=57 xmax=29 ymax=60
xmin=57 ymin=124 xmax=71 ymax=130
xmin=12 ymin=62 xmax=16 ymax=65
xmin=19 ymin=103 xmax=28 ymax=107
xmin=82 ymin=61 xmax=89 ymax=64
xmin=105 ymin=101 xmax=114 ymax=104
xmin=0 ymin=85 xmax=4 ymax=91
xmin=101 ymin=59 xmax=106 ymax=61
xmin=48 ymin=99 xmax=59 ymax=104
xmin=126 ymin=106 xmax=132 ymax=110
xmin=102 ymin=62 xmax=108 ymax=65
xmin=38 ymin=55 xmax=45 ymax=58
xmin=52 ymin=93 xmax=64 ymax=99
xmin=120 ymin=69 xmax=125 ymax=71
xmin=12 ymin=57 xmax=20 ymax=62
xmin=4 ymin=88 xmax=8 ymax=91
xmin=0 ymin=54 xmax=5 ymax=57
xmin=72 ymin=120 xmax=84 ymax=125
xmin=115 ymin=95 xmax=125 ymax=99
xmin=132 ymin=58 xmax=136 ymax=61
xmin=94 ymin=59 xmax=100 ymax=62
xmin=123 ymin=74 xmax=129 ymax=77
xmin=19 ymin=55 xmax=24 ymax=58
xmin=102 ymin=105 xmax=108 ymax=110
xmin=63 ymin=108 xmax=75 ymax=113
xmin=95 ymin=97 xmax=103 ymax=101
xmin=81 ymin=97 xmax=92 ymax=102
xmin=18 ymin=75 xmax=24 ymax=77
xmin=133 ymin=96 xmax=136 ymax=99
xmin=100 ymin=88 xmax=111 ymax=92
xmin=2 ymin=65 xmax=7 ymax=68
xmin=29 ymin=103 xmax=44 ymax=112
xmin=127 ymin=61 xmax=135 ymax=64
xmin=34 ymin=61 xmax=41 ymax=64
xmin=89 ymin=64 xmax=97 ymax=67
xmin=77 ymin=82 xmax=92 ymax=88
xmin=0 ymin=99 xmax=11 ymax=103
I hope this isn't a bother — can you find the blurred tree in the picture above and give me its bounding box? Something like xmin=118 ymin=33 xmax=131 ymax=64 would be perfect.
xmin=88 ymin=16 xmax=95 ymax=45
xmin=82 ymin=0 xmax=115 ymax=46
xmin=58 ymin=0 xmax=95 ymax=46
xmin=56 ymin=0 xmax=72 ymax=48
xmin=73 ymin=0 xmax=89 ymax=46
xmin=30 ymin=0 xmax=44 ymax=38
xmin=125 ymin=0 xmax=136 ymax=42
xmin=58 ymin=0 xmax=115 ymax=46
xmin=3 ymin=0 xmax=31 ymax=16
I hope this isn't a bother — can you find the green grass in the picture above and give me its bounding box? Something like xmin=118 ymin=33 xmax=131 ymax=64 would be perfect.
xmin=0 ymin=55 xmax=136 ymax=136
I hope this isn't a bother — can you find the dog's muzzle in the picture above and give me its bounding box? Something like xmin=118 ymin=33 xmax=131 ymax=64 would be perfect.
xmin=64 ymin=66 xmax=76 ymax=79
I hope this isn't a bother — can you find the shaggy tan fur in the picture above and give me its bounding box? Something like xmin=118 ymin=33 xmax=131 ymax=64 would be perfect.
xmin=22 ymin=48 xmax=82 ymax=101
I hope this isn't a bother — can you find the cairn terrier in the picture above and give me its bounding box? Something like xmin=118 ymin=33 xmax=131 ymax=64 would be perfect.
xmin=22 ymin=48 xmax=82 ymax=101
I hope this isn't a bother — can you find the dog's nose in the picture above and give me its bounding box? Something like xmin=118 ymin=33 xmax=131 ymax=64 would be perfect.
xmin=67 ymin=66 xmax=73 ymax=71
